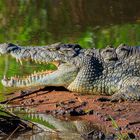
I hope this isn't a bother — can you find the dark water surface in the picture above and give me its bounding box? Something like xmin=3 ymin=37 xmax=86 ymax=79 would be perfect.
xmin=0 ymin=0 xmax=140 ymax=139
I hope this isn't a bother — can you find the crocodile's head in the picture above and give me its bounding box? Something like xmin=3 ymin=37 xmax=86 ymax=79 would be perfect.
xmin=0 ymin=43 xmax=82 ymax=88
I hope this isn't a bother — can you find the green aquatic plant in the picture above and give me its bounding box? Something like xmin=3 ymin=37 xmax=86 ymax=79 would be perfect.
xmin=109 ymin=116 xmax=131 ymax=140
xmin=0 ymin=105 xmax=33 ymax=137
xmin=5 ymin=105 xmax=56 ymax=130
xmin=0 ymin=104 xmax=55 ymax=131
xmin=23 ymin=114 xmax=56 ymax=130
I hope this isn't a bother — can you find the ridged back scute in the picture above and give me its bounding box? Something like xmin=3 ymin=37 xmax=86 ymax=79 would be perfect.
xmin=100 ymin=44 xmax=140 ymax=64
xmin=116 ymin=44 xmax=140 ymax=60
xmin=101 ymin=46 xmax=118 ymax=63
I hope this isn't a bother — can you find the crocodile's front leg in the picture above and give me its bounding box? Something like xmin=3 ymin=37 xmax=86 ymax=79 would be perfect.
xmin=2 ymin=64 xmax=79 ymax=88
xmin=112 ymin=76 xmax=140 ymax=101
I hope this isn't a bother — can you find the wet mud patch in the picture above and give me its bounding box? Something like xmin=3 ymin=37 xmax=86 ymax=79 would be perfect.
xmin=1 ymin=86 xmax=140 ymax=139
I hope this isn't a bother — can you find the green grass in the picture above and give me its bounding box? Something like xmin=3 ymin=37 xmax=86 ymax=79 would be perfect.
xmin=109 ymin=115 xmax=131 ymax=140
xmin=23 ymin=114 xmax=56 ymax=130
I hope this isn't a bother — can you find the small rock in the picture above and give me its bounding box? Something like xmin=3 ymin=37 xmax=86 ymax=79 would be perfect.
xmin=105 ymin=134 xmax=115 ymax=139
xmin=69 ymin=109 xmax=85 ymax=116
xmin=31 ymin=99 xmax=35 ymax=103
xmin=98 ymin=132 xmax=105 ymax=139
xmin=38 ymin=100 xmax=44 ymax=103
xmin=97 ymin=97 xmax=110 ymax=102
xmin=81 ymin=101 xmax=88 ymax=106
xmin=115 ymin=127 xmax=121 ymax=131
xmin=64 ymin=110 xmax=69 ymax=115
xmin=20 ymin=90 xmax=30 ymax=95
xmin=128 ymin=132 xmax=135 ymax=139
xmin=86 ymin=109 xmax=94 ymax=115
xmin=104 ymin=116 xmax=112 ymax=121
xmin=45 ymin=110 xmax=50 ymax=114
xmin=114 ymin=107 xmax=126 ymax=112
xmin=52 ymin=110 xmax=58 ymax=115
xmin=68 ymin=99 xmax=76 ymax=104
xmin=125 ymin=124 xmax=129 ymax=129
xmin=57 ymin=109 xmax=65 ymax=115
xmin=69 ymin=109 xmax=78 ymax=116
xmin=56 ymin=102 xmax=66 ymax=108
xmin=55 ymin=103 xmax=59 ymax=107
xmin=77 ymin=109 xmax=85 ymax=115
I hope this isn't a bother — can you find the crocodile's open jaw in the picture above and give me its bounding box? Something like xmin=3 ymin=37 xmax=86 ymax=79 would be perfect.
xmin=0 ymin=43 xmax=81 ymax=88
xmin=2 ymin=59 xmax=58 ymax=88
xmin=2 ymin=70 xmax=54 ymax=88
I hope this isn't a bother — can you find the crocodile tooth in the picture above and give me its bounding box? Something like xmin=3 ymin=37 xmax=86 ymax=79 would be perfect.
xmin=16 ymin=58 xmax=18 ymax=63
xmin=31 ymin=76 xmax=34 ymax=81
xmin=3 ymin=75 xmax=6 ymax=79
xmin=19 ymin=80 xmax=22 ymax=85
xmin=29 ymin=76 xmax=31 ymax=82
xmin=35 ymin=75 xmax=37 ymax=80
xmin=22 ymin=80 xmax=26 ymax=85
xmin=35 ymin=75 xmax=39 ymax=80
xmin=19 ymin=59 xmax=23 ymax=65
xmin=11 ymin=77 xmax=14 ymax=80
xmin=25 ymin=79 xmax=29 ymax=84
xmin=35 ymin=59 xmax=37 ymax=63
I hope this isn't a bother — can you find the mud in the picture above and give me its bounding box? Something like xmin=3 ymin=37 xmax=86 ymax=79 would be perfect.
xmin=3 ymin=86 xmax=140 ymax=139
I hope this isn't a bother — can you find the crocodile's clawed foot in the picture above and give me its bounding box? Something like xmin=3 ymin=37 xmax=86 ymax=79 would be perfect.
xmin=111 ymin=94 xmax=125 ymax=102
xmin=111 ymin=86 xmax=140 ymax=102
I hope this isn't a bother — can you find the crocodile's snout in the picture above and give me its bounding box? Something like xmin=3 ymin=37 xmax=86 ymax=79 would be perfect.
xmin=1 ymin=77 xmax=15 ymax=87
xmin=0 ymin=43 xmax=9 ymax=54
xmin=0 ymin=43 xmax=19 ymax=55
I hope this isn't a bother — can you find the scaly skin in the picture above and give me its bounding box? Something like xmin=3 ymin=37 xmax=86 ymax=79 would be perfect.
xmin=0 ymin=43 xmax=140 ymax=101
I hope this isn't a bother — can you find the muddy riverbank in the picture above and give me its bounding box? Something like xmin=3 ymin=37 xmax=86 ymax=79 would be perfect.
xmin=2 ymin=86 xmax=140 ymax=139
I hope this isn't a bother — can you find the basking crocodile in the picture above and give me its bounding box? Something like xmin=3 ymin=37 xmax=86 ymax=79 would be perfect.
xmin=0 ymin=43 xmax=140 ymax=101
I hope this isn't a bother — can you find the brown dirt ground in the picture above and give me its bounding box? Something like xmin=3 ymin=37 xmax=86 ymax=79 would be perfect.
xmin=3 ymin=86 xmax=140 ymax=138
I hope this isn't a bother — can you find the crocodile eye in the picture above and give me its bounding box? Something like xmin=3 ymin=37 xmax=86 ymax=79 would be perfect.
xmin=101 ymin=48 xmax=114 ymax=54
xmin=116 ymin=44 xmax=130 ymax=59
xmin=8 ymin=43 xmax=17 ymax=47
xmin=105 ymin=49 xmax=113 ymax=52
xmin=101 ymin=47 xmax=117 ymax=62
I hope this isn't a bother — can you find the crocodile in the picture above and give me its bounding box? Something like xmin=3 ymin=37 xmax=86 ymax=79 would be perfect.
xmin=0 ymin=43 xmax=140 ymax=101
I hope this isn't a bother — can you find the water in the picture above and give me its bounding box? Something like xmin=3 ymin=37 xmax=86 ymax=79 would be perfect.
xmin=0 ymin=0 xmax=140 ymax=139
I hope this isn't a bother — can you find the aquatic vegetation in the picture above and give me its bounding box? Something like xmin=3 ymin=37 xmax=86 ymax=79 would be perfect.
xmin=23 ymin=113 xmax=56 ymax=130
xmin=0 ymin=104 xmax=56 ymax=130
xmin=109 ymin=116 xmax=131 ymax=140
xmin=0 ymin=105 xmax=33 ymax=139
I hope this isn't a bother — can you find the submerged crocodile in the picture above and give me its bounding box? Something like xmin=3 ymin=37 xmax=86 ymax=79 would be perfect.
xmin=0 ymin=43 xmax=140 ymax=100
